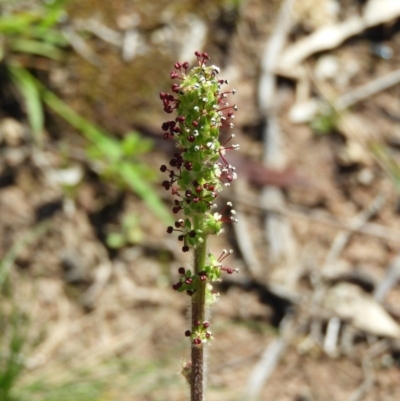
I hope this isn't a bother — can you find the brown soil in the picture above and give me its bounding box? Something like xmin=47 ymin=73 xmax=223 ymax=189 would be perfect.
xmin=1 ymin=0 xmax=400 ymax=400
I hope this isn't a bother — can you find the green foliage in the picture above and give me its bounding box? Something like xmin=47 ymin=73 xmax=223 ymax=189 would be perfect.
xmin=310 ymin=105 xmax=339 ymax=135
xmin=34 ymin=79 xmax=171 ymax=224
xmin=0 ymin=0 xmax=69 ymax=143
xmin=0 ymin=305 xmax=27 ymax=401
xmin=0 ymin=223 xmax=48 ymax=288
xmin=8 ymin=66 xmax=43 ymax=143
xmin=0 ymin=224 xmax=48 ymax=401
xmin=23 ymin=379 xmax=107 ymax=401
xmin=106 ymin=212 xmax=144 ymax=249
xmin=0 ymin=1 xmax=172 ymax=224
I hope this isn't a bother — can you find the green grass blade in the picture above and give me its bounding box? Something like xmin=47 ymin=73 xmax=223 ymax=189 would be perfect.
xmin=0 ymin=222 xmax=48 ymax=288
xmin=24 ymin=72 xmax=172 ymax=225
xmin=9 ymin=38 xmax=64 ymax=60
xmin=119 ymin=162 xmax=173 ymax=225
xmin=0 ymin=14 xmax=38 ymax=34
xmin=26 ymin=26 xmax=68 ymax=46
xmin=38 ymin=86 xmax=123 ymax=162
xmin=8 ymin=65 xmax=44 ymax=144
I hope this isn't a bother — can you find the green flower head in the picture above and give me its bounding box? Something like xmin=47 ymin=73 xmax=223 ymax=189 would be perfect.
xmin=160 ymin=51 xmax=239 ymax=253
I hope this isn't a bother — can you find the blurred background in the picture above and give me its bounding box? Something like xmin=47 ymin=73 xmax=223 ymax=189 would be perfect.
xmin=1 ymin=0 xmax=400 ymax=400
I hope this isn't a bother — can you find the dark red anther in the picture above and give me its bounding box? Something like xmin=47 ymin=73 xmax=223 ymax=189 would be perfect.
xmin=203 ymin=321 xmax=210 ymax=328
xmin=193 ymin=338 xmax=202 ymax=345
xmin=185 ymin=330 xmax=191 ymax=337
xmin=187 ymin=135 xmax=195 ymax=142
xmin=160 ymin=165 xmax=167 ymax=172
xmin=202 ymin=52 xmax=210 ymax=60
xmin=184 ymin=161 xmax=193 ymax=170
xmin=195 ymin=186 xmax=202 ymax=193
xmin=182 ymin=245 xmax=190 ymax=252
xmin=176 ymin=116 xmax=186 ymax=123
xmin=178 ymin=235 xmax=184 ymax=241
xmin=185 ymin=190 xmax=192 ymax=198
xmin=171 ymin=187 xmax=179 ymax=195
xmin=167 ymin=226 xmax=174 ymax=233
xmin=192 ymin=121 xmax=199 ymax=127
xmin=189 ymin=230 xmax=196 ymax=238
xmin=172 ymin=83 xmax=180 ymax=93
xmin=174 ymin=155 xmax=183 ymax=163
xmin=174 ymin=62 xmax=182 ymax=69
xmin=178 ymin=267 xmax=186 ymax=275
xmin=183 ymin=61 xmax=189 ymax=69
xmin=170 ymin=71 xmax=179 ymax=79
xmin=195 ymin=51 xmax=201 ymax=57
xmin=162 ymin=181 xmax=170 ymax=190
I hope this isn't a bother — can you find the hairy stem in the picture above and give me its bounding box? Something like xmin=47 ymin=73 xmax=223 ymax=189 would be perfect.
xmin=191 ymin=216 xmax=207 ymax=401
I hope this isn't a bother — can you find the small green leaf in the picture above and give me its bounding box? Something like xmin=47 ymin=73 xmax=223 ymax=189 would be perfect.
xmin=121 ymin=131 xmax=153 ymax=156
xmin=106 ymin=233 xmax=126 ymax=249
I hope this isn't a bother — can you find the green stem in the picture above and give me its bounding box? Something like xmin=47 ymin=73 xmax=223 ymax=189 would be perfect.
xmin=191 ymin=215 xmax=208 ymax=401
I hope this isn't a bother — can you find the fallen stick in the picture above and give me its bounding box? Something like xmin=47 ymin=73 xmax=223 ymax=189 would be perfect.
xmin=231 ymin=192 xmax=400 ymax=243
xmin=258 ymin=0 xmax=298 ymax=272
xmin=322 ymin=192 xmax=387 ymax=274
xmin=278 ymin=0 xmax=400 ymax=70
xmin=374 ymin=253 xmax=400 ymax=302
xmin=243 ymin=314 xmax=294 ymax=401
xmin=336 ymin=68 xmax=400 ymax=110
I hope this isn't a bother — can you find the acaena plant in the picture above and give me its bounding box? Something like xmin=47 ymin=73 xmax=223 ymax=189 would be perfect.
xmin=160 ymin=51 xmax=239 ymax=401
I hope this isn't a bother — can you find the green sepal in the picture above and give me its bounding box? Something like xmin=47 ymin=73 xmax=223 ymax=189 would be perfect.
xmin=184 ymin=218 xmax=192 ymax=230
xmin=204 ymin=214 xmax=223 ymax=235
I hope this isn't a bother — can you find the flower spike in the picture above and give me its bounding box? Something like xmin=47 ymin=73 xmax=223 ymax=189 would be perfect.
xmin=160 ymin=51 xmax=239 ymax=400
